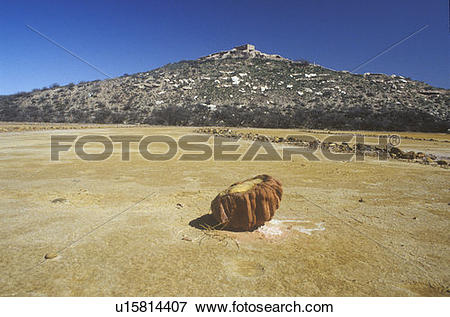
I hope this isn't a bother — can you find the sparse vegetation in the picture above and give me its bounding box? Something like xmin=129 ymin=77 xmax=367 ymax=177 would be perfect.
xmin=0 ymin=46 xmax=448 ymax=132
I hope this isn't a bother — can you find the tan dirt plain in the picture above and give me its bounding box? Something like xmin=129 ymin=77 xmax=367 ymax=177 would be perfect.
xmin=0 ymin=125 xmax=449 ymax=296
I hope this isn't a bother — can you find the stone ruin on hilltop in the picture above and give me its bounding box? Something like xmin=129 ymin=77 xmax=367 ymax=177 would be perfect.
xmin=199 ymin=44 xmax=286 ymax=61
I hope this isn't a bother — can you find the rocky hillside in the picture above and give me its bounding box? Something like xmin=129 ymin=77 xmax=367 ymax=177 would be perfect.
xmin=1 ymin=44 xmax=448 ymax=131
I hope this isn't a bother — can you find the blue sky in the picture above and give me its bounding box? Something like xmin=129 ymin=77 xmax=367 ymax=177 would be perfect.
xmin=0 ymin=0 xmax=448 ymax=95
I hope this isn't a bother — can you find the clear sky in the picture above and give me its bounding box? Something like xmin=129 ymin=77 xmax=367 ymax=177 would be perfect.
xmin=0 ymin=0 xmax=448 ymax=95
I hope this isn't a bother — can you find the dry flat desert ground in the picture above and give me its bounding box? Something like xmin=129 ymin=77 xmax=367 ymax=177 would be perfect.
xmin=0 ymin=123 xmax=449 ymax=296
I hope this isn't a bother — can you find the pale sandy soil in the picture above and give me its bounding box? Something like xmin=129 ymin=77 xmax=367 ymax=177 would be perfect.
xmin=0 ymin=126 xmax=449 ymax=296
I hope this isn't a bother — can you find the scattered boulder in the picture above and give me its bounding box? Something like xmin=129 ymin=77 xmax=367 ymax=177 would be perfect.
xmin=403 ymin=151 xmax=416 ymax=160
xmin=416 ymin=152 xmax=425 ymax=159
xmin=388 ymin=147 xmax=404 ymax=158
xmin=195 ymin=128 xmax=449 ymax=168
xmin=44 ymin=252 xmax=58 ymax=259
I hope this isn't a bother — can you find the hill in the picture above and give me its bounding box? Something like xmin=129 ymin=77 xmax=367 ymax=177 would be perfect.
xmin=1 ymin=44 xmax=448 ymax=131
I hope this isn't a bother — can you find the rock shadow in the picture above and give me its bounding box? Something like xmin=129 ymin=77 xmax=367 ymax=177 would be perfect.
xmin=188 ymin=214 xmax=220 ymax=230
xmin=189 ymin=214 xmax=255 ymax=232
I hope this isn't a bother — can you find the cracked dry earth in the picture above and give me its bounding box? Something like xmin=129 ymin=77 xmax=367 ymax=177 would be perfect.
xmin=0 ymin=126 xmax=449 ymax=296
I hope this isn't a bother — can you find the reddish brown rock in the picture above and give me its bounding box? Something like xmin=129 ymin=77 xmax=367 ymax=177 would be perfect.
xmin=211 ymin=174 xmax=282 ymax=231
